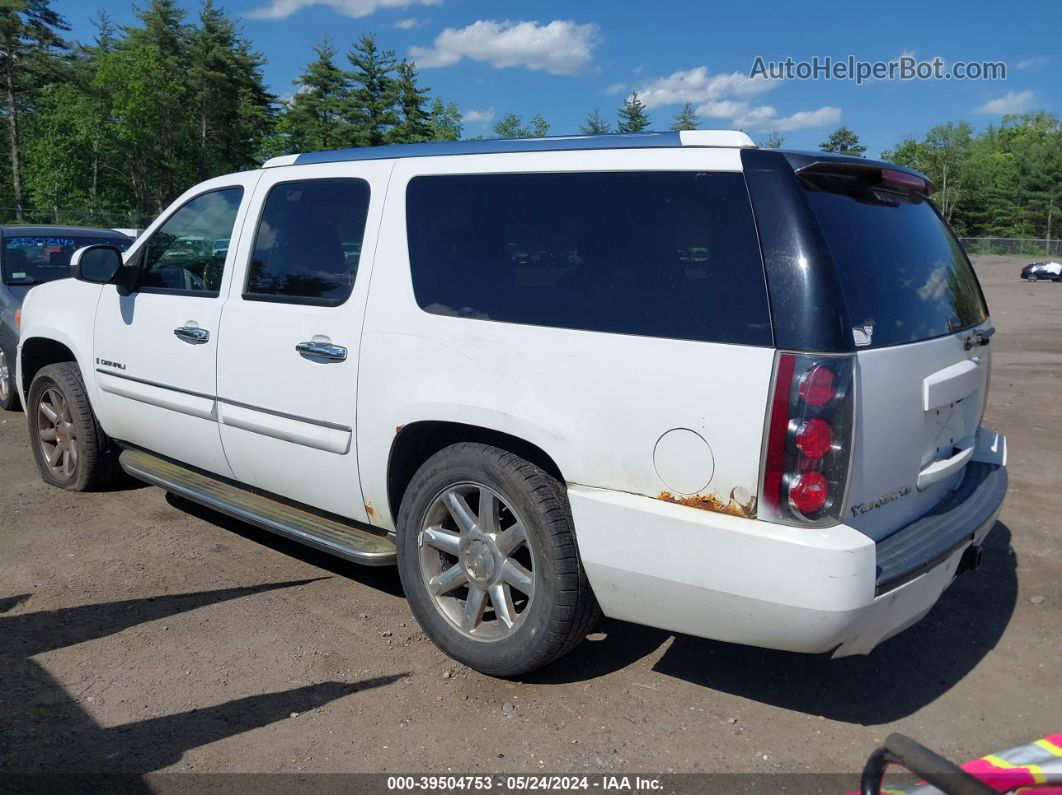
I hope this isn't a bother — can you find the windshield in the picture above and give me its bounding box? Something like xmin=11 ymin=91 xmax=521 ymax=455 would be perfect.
xmin=2 ymin=234 xmax=132 ymax=285
xmin=804 ymin=188 xmax=988 ymax=349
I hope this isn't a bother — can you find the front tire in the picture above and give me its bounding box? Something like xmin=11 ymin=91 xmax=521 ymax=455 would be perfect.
xmin=0 ymin=346 xmax=19 ymax=411
xmin=27 ymin=362 xmax=119 ymax=491
xmin=396 ymin=443 xmax=600 ymax=676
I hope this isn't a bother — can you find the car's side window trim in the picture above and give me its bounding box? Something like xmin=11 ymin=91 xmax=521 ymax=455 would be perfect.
xmin=131 ymin=185 xmax=245 ymax=298
xmin=240 ymin=176 xmax=371 ymax=308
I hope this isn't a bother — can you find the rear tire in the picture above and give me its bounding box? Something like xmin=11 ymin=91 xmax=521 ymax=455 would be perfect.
xmin=27 ymin=362 xmax=119 ymax=491
xmin=396 ymin=443 xmax=600 ymax=676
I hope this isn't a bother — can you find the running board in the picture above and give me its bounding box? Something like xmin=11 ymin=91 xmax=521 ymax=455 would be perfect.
xmin=119 ymin=449 xmax=396 ymax=566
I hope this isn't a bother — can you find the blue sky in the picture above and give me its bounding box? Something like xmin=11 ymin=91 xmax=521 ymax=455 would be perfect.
xmin=57 ymin=0 xmax=1059 ymax=155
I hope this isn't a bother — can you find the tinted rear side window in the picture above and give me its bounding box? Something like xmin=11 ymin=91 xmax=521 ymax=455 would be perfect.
xmin=804 ymin=188 xmax=987 ymax=348
xmin=406 ymin=171 xmax=771 ymax=346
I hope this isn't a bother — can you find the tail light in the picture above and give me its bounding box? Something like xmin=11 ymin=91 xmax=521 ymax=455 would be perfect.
xmin=759 ymin=352 xmax=855 ymax=526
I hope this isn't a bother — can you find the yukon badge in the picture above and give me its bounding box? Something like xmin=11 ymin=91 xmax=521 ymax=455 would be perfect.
xmin=851 ymin=485 xmax=911 ymax=517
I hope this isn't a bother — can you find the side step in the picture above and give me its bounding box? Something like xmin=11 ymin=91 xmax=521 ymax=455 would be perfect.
xmin=119 ymin=448 xmax=396 ymax=566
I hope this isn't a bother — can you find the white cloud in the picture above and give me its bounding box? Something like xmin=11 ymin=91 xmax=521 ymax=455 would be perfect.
xmin=410 ymin=19 xmax=601 ymax=75
xmin=462 ymin=107 xmax=495 ymax=123
xmin=975 ymin=89 xmax=1035 ymax=114
xmin=1016 ymin=56 xmax=1048 ymax=71
xmin=693 ymin=99 xmax=751 ymax=119
xmin=394 ymin=17 xmax=427 ymax=29
xmin=246 ymin=0 xmax=439 ymax=21
xmin=732 ymin=105 xmax=842 ymax=132
xmin=603 ymin=82 xmax=628 ymax=95
xmin=634 ymin=66 xmax=776 ymax=110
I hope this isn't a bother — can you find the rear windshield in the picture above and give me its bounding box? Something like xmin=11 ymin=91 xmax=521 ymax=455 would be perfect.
xmin=804 ymin=189 xmax=987 ymax=349
xmin=2 ymin=234 xmax=132 ymax=285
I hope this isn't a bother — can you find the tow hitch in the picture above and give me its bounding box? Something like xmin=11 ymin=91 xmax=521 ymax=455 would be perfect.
xmin=958 ymin=544 xmax=983 ymax=576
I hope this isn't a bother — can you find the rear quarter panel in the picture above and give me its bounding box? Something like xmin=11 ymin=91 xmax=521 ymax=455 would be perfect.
xmin=355 ymin=149 xmax=775 ymax=531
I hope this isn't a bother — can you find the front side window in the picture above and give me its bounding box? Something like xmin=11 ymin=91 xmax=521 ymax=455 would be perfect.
xmin=140 ymin=187 xmax=244 ymax=295
xmin=245 ymin=179 xmax=370 ymax=306
xmin=2 ymin=234 xmax=132 ymax=285
xmin=405 ymin=171 xmax=772 ymax=346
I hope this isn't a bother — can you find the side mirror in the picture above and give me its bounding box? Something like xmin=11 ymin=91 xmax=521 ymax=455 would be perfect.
xmin=70 ymin=245 xmax=123 ymax=284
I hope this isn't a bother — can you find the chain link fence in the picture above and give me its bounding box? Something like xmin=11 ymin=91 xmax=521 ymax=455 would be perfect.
xmin=959 ymin=237 xmax=1062 ymax=258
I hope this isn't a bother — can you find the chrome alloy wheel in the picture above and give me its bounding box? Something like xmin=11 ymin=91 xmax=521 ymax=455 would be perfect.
xmin=37 ymin=387 xmax=78 ymax=479
xmin=0 ymin=348 xmax=10 ymax=402
xmin=418 ymin=482 xmax=536 ymax=642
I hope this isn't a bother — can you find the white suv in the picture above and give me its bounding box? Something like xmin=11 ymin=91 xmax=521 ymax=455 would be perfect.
xmin=16 ymin=131 xmax=1008 ymax=676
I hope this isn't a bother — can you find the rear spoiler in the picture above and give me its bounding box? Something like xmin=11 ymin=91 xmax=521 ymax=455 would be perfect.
xmin=791 ymin=158 xmax=936 ymax=198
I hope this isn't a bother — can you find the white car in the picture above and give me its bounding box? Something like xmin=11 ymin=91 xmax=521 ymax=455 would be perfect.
xmin=16 ymin=131 xmax=1008 ymax=676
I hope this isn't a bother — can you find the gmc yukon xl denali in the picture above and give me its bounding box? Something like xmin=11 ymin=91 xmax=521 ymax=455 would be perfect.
xmin=16 ymin=131 xmax=1008 ymax=676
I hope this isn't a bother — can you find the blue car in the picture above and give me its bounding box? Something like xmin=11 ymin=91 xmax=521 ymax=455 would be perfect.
xmin=0 ymin=225 xmax=132 ymax=410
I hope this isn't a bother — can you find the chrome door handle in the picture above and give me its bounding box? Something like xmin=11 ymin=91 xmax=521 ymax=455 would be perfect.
xmin=174 ymin=325 xmax=209 ymax=344
xmin=296 ymin=341 xmax=347 ymax=362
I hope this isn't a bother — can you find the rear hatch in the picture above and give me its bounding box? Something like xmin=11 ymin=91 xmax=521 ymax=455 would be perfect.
xmin=799 ymin=163 xmax=991 ymax=541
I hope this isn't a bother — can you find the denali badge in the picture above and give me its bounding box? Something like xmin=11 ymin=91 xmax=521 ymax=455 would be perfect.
xmin=851 ymin=485 xmax=911 ymax=517
xmin=95 ymin=357 xmax=127 ymax=371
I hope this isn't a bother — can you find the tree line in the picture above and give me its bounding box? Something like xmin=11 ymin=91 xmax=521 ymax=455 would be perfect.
xmin=1 ymin=0 xmax=1058 ymax=241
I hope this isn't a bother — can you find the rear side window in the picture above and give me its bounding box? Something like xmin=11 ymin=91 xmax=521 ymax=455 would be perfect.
xmin=406 ymin=171 xmax=772 ymax=346
xmin=804 ymin=188 xmax=987 ymax=348
xmin=245 ymin=178 xmax=370 ymax=306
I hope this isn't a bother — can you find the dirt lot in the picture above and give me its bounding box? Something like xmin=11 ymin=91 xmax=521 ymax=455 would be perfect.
xmin=1 ymin=256 xmax=1059 ymax=784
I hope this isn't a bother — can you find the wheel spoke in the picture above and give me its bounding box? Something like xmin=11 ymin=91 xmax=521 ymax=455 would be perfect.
xmin=443 ymin=490 xmax=478 ymax=534
xmin=43 ymin=442 xmax=61 ymax=467
xmin=495 ymin=522 xmax=526 ymax=555
xmin=462 ymin=585 xmax=487 ymax=632
xmin=501 ymin=558 xmax=534 ymax=595
xmin=421 ymin=525 xmax=461 ymax=556
xmin=38 ymin=427 xmax=57 ymax=443
xmin=39 ymin=400 xmax=58 ymax=424
xmin=61 ymin=449 xmax=72 ymax=477
xmin=489 ymin=583 xmax=518 ymax=629
xmin=478 ymin=487 xmax=499 ymax=533
xmin=59 ymin=397 xmax=71 ymax=424
xmin=428 ymin=563 xmax=469 ymax=596
xmin=67 ymin=442 xmax=78 ymax=469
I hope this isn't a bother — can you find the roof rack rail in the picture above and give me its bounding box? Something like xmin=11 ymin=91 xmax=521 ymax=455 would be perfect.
xmin=262 ymin=129 xmax=755 ymax=168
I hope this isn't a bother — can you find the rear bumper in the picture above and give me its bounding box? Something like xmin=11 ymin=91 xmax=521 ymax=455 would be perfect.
xmin=570 ymin=461 xmax=1006 ymax=657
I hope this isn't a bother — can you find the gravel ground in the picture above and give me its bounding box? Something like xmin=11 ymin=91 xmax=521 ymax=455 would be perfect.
xmin=0 ymin=255 xmax=1059 ymax=783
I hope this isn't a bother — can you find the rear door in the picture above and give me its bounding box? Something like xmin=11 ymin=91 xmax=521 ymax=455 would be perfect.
xmin=215 ymin=161 xmax=390 ymax=522
xmin=802 ymin=183 xmax=991 ymax=540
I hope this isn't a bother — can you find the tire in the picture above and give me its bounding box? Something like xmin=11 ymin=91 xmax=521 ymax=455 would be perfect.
xmin=0 ymin=345 xmax=19 ymax=412
xmin=27 ymin=362 xmax=119 ymax=491
xmin=396 ymin=443 xmax=600 ymax=676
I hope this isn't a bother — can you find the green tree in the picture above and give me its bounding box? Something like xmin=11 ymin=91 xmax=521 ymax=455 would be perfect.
xmin=492 ymin=112 xmax=549 ymax=138
xmin=760 ymin=131 xmax=784 ymax=149
xmin=579 ymin=107 xmax=610 ymax=134
xmin=275 ymin=40 xmax=352 ymax=154
xmin=389 ymin=60 xmax=431 ymax=143
xmin=669 ymin=101 xmax=698 ymax=131
xmin=819 ymin=125 xmax=866 ymax=157
xmin=427 ymin=97 xmax=461 ymax=141
xmin=188 ymin=0 xmax=273 ymax=179
xmin=346 ymin=33 xmax=398 ymax=146
xmin=617 ymin=91 xmax=650 ymax=133
xmin=0 ymin=0 xmax=69 ymax=219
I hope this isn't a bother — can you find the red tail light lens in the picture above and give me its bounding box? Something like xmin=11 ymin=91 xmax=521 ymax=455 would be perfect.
xmin=794 ymin=418 xmax=832 ymax=458
xmin=760 ymin=352 xmax=855 ymax=526
xmin=788 ymin=471 xmax=829 ymax=515
xmin=798 ymin=364 xmax=835 ymax=407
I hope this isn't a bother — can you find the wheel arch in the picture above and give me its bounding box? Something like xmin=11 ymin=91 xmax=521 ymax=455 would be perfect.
xmin=19 ymin=336 xmax=79 ymax=398
xmin=386 ymin=420 xmax=567 ymax=529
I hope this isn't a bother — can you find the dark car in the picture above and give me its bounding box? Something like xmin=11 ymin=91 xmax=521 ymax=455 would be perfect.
xmin=1021 ymin=260 xmax=1062 ymax=281
xmin=0 ymin=225 xmax=132 ymax=410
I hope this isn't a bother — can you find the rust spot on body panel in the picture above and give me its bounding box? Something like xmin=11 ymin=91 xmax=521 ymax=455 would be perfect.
xmin=364 ymin=502 xmax=375 ymax=517
xmin=657 ymin=489 xmax=756 ymax=519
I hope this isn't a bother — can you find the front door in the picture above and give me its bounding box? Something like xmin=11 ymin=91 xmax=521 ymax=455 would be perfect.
xmin=93 ymin=177 xmax=257 ymax=476
xmin=215 ymin=162 xmax=390 ymax=521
